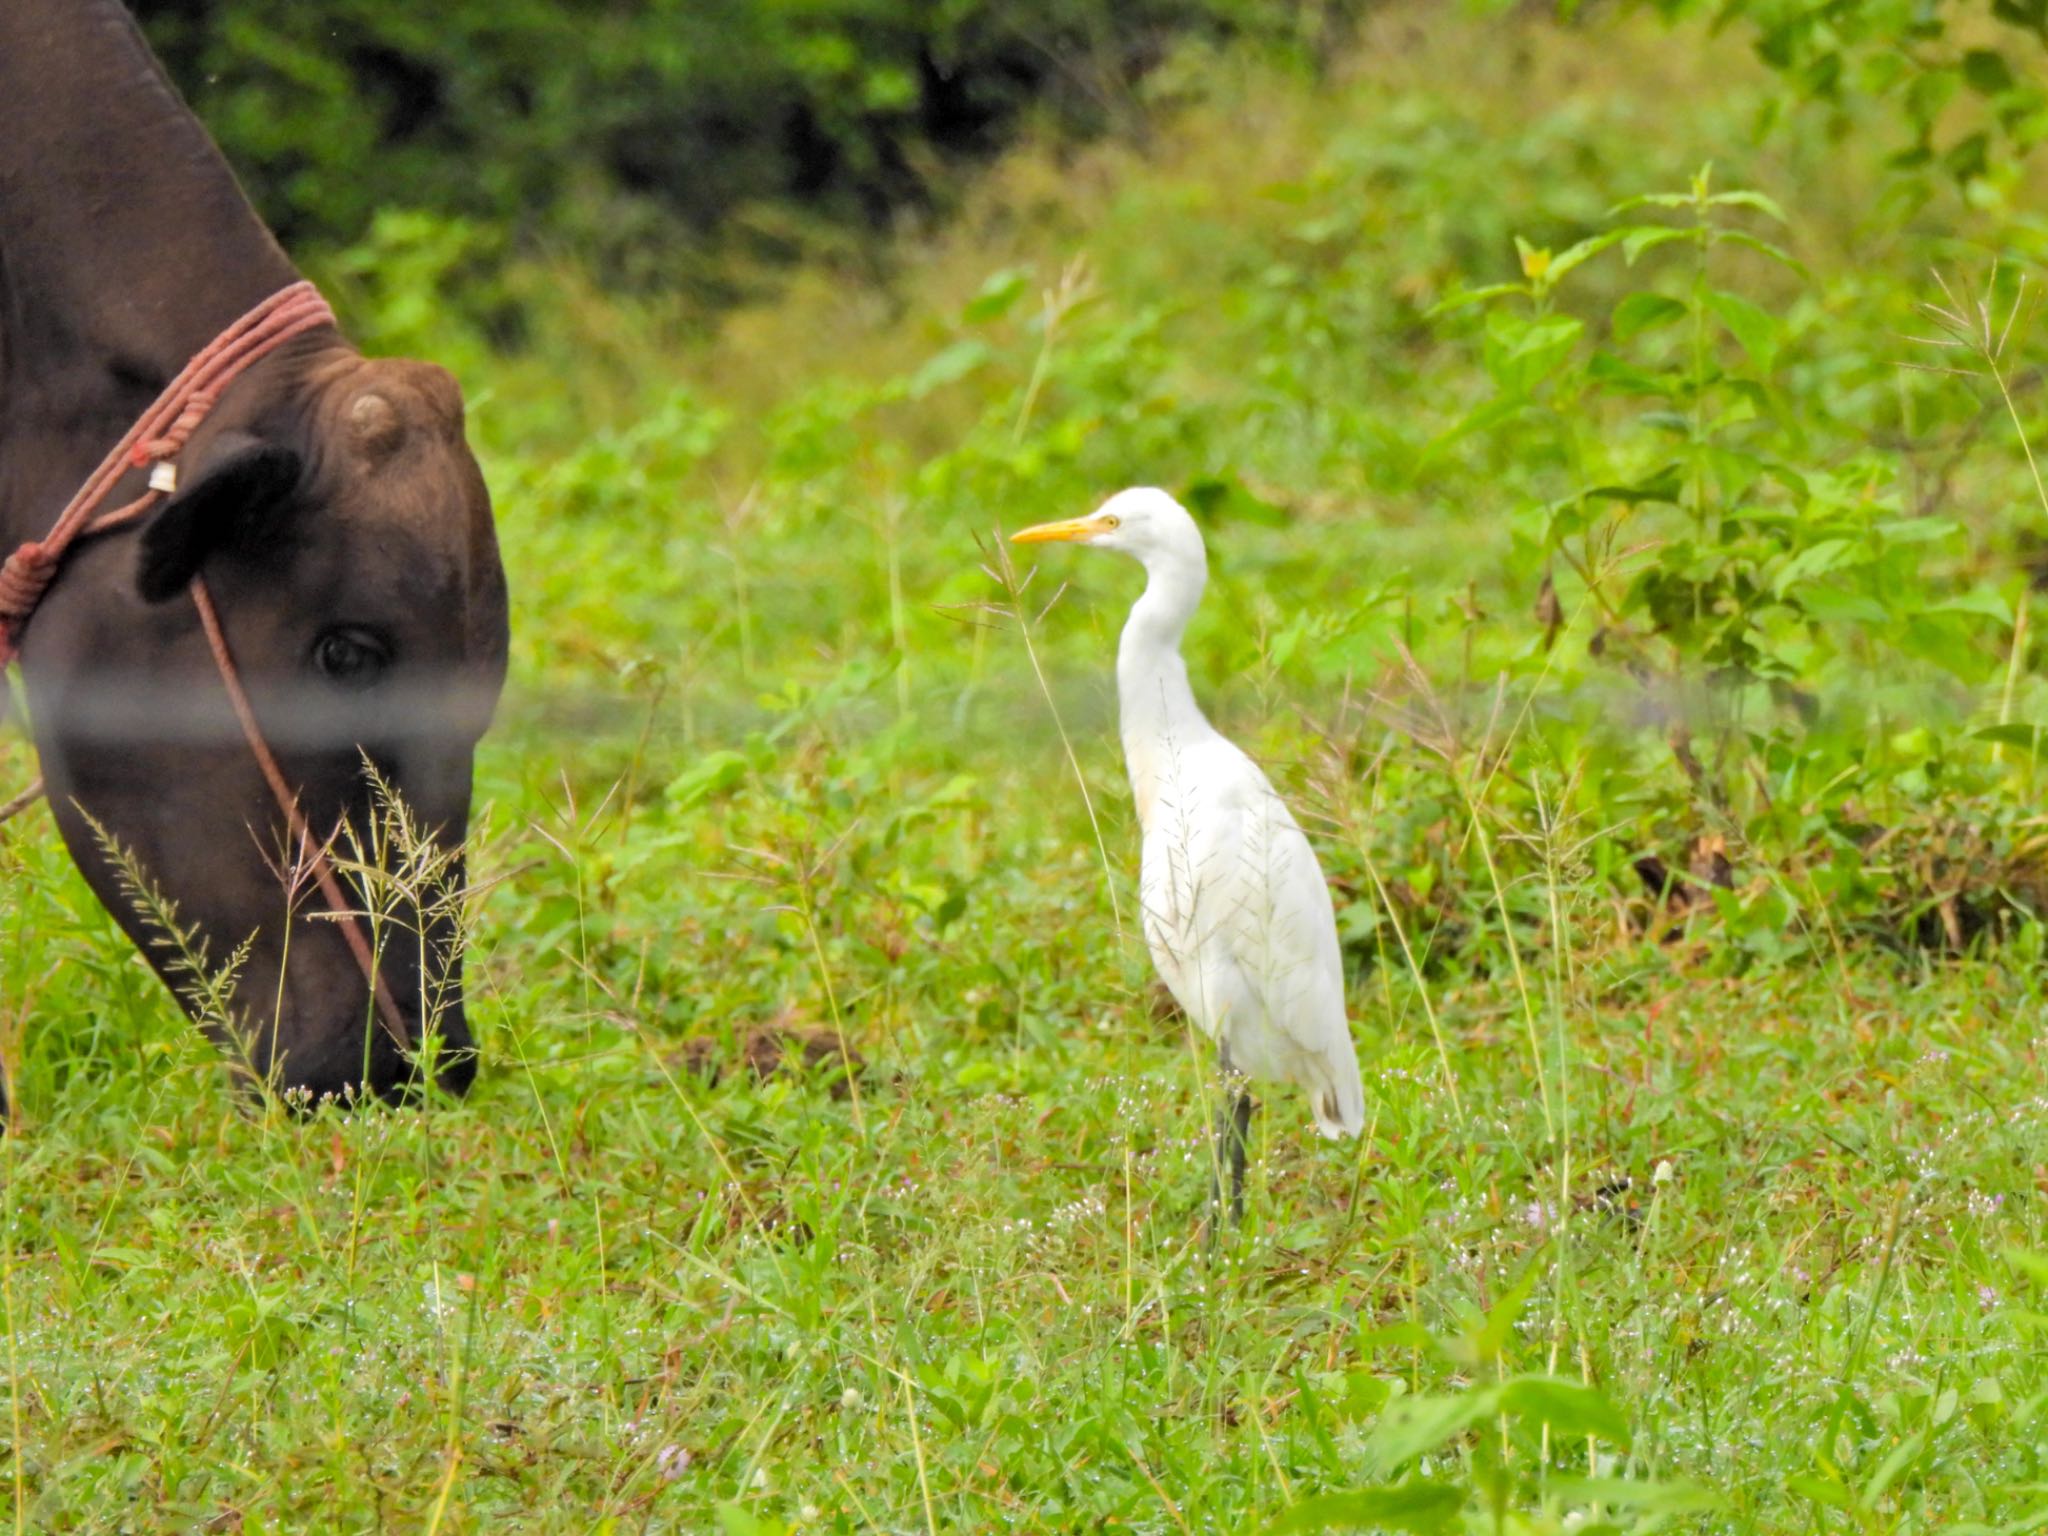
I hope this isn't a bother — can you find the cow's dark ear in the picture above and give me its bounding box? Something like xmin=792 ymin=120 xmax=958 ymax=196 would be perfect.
xmin=135 ymin=433 xmax=303 ymax=603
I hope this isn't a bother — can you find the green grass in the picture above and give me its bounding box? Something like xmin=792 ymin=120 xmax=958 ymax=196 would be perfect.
xmin=9 ymin=4 xmax=2048 ymax=1530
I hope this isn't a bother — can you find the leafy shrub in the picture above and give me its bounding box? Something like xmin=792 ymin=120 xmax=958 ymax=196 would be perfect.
xmin=1629 ymin=0 xmax=2048 ymax=194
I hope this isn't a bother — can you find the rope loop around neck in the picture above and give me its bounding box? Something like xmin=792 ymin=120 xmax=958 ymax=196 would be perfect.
xmin=0 ymin=280 xmax=334 ymax=669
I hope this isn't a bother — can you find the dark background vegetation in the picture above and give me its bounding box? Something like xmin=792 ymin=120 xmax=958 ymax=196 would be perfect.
xmin=130 ymin=0 xmax=2048 ymax=301
xmin=135 ymin=0 xmax=1351 ymax=276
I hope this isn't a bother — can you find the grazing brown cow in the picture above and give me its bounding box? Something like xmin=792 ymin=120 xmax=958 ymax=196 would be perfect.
xmin=0 ymin=0 xmax=510 ymax=1111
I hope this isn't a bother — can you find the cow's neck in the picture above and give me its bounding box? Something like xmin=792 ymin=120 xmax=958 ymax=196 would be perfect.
xmin=0 ymin=0 xmax=298 ymax=548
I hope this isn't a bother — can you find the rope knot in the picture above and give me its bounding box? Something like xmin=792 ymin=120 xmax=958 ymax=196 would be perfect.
xmin=0 ymin=541 xmax=59 ymax=671
xmin=0 ymin=541 xmax=59 ymax=622
xmin=128 ymin=391 xmax=217 ymax=470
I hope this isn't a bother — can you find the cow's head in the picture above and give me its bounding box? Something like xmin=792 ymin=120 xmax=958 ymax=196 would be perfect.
xmin=22 ymin=343 xmax=509 ymax=1103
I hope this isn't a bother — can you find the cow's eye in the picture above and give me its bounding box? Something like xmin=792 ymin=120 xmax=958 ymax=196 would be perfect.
xmin=311 ymin=628 xmax=389 ymax=688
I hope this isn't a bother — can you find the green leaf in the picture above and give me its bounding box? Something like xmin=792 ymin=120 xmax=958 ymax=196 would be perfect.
xmin=1497 ymin=1376 xmax=1631 ymax=1443
xmin=1925 ymin=589 xmax=2015 ymax=623
xmin=1548 ymin=1477 xmax=1727 ymax=1513
xmin=1707 ymin=289 xmax=1781 ymax=369
xmin=904 ymin=339 xmax=993 ymax=399
xmin=1418 ymin=394 xmax=1533 ymax=466
xmin=666 ymin=750 xmax=750 ymax=810
xmin=1947 ymin=130 xmax=1992 ymax=182
xmin=1261 ymin=1483 xmax=1467 ymax=1534
xmin=1341 ymin=1371 xmax=1395 ymax=1420
xmin=1584 ymin=465 xmax=1686 ymax=504
xmin=1586 ymin=350 xmax=1680 ymax=394
xmin=717 ymin=1506 xmax=787 ymax=1536
xmin=963 ymin=266 xmax=1030 ymax=324
xmin=1545 ymin=229 xmax=1626 ymax=285
xmin=1613 ymin=292 xmax=1688 ymax=341
xmin=1707 ymin=188 xmax=1790 ymax=223
xmin=1608 ymin=191 xmax=1697 ymax=213
xmin=1964 ymin=48 xmax=2018 ymax=95
xmin=1772 ymin=538 xmax=1858 ymax=598
xmin=1426 ymin=282 xmax=1527 ymax=317
xmin=1715 ymin=229 xmax=1808 ymax=272
xmin=1507 ymin=312 xmax=1586 ymax=360
xmin=1988 ymin=725 xmax=2048 ymax=760
xmin=1368 ymin=1388 xmax=1501 ymax=1472
xmin=1352 ymin=1322 xmax=1441 ymax=1355
xmin=1860 ymin=1427 xmax=1931 ymax=1506
xmin=1799 ymin=587 xmax=1889 ymax=624
xmin=1181 ymin=473 xmax=1290 ymax=527
xmin=1874 ymin=517 xmax=1963 ymax=545
xmin=2007 ymin=1249 xmax=2048 ymax=1288
xmin=1907 ymin=66 xmax=1963 ymax=131
xmin=861 ymin=64 xmax=917 ymax=111
xmin=1622 ymin=225 xmax=1693 ymax=265
xmin=1788 ymin=1471 xmax=1855 ymax=1509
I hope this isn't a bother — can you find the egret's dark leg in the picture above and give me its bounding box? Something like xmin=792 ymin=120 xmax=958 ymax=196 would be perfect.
xmin=1225 ymin=1085 xmax=1254 ymax=1224
xmin=1208 ymin=1061 xmax=1256 ymax=1231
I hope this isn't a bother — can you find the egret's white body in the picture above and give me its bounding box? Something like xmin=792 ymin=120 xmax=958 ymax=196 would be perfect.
xmin=1013 ymin=488 xmax=1365 ymax=1170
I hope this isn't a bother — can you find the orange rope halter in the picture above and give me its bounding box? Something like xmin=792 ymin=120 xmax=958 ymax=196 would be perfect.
xmin=0 ymin=281 xmax=413 ymax=1055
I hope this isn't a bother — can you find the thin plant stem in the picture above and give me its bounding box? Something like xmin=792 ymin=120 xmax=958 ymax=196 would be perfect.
xmin=901 ymin=1374 xmax=940 ymax=1536
xmin=990 ymin=534 xmax=1126 ymax=938
xmin=1359 ymin=853 xmax=1465 ymax=1126
xmin=795 ymin=870 xmax=868 ymax=1139
xmin=1462 ymin=788 xmax=1556 ymax=1144
xmin=4 ymin=1132 xmax=22 ymax=1536
xmin=1997 ymin=590 xmax=2029 ymax=766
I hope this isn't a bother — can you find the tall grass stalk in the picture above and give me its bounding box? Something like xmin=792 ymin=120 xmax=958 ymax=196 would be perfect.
xmin=1013 ymin=257 xmax=1093 ymax=446
xmin=984 ymin=532 xmax=1125 ymax=939
xmin=4 ymin=1130 xmax=22 ymax=1536
xmin=1911 ymin=270 xmax=2048 ymax=772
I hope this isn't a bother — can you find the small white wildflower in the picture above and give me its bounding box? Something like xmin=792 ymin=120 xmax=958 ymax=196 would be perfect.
xmin=841 ymin=1387 xmax=862 ymax=1410
xmin=752 ymin=1468 xmax=769 ymax=1491
xmin=1653 ymin=1160 xmax=1675 ymax=1186
xmin=801 ymin=1504 xmax=821 ymax=1522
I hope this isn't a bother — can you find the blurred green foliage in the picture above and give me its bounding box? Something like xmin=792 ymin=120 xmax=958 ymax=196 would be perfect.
xmin=1633 ymin=0 xmax=2048 ymax=191
xmin=137 ymin=0 xmax=1347 ymax=277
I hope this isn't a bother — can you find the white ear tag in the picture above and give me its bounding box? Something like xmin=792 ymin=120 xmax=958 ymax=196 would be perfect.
xmin=147 ymin=463 xmax=178 ymax=494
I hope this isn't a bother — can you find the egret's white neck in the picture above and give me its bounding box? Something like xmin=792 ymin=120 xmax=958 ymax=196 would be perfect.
xmin=1116 ymin=546 xmax=1218 ymax=806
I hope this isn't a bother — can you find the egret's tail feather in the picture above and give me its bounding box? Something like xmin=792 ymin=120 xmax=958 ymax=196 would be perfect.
xmin=1310 ymin=1063 xmax=1366 ymax=1140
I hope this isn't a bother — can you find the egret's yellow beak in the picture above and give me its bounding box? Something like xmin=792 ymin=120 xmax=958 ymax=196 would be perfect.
xmin=1010 ymin=515 xmax=1104 ymax=545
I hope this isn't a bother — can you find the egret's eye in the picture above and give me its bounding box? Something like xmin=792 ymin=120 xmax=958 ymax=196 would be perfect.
xmin=1101 ymin=515 xmax=1121 ymax=529
xmin=311 ymin=628 xmax=389 ymax=688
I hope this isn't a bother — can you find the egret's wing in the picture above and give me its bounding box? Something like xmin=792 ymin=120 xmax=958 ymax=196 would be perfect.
xmin=1137 ymin=749 xmax=1220 ymax=1030
xmin=1225 ymin=772 xmax=1346 ymax=1024
xmin=1136 ymin=738 xmax=1365 ymax=1133
xmin=1194 ymin=748 xmax=1365 ymax=1135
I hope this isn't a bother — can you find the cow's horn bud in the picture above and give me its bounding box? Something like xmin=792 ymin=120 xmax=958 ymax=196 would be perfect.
xmin=349 ymin=392 xmax=405 ymax=456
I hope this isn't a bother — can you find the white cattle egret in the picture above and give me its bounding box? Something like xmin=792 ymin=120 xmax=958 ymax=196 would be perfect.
xmin=1012 ymin=487 xmax=1365 ymax=1222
